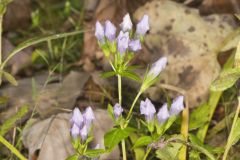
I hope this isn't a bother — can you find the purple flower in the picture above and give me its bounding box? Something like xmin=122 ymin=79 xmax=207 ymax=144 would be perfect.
xmin=157 ymin=103 xmax=170 ymax=124
xmin=71 ymin=123 xmax=80 ymax=139
xmin=104 ymin=20 xmax=116 ymax=42
xmin=117 ymin=31 xmax=129 ymax=54
xmin=120 ymin=13 xmax=132 ymax=32
xmin=136 ymin=14 xmax=150 ymax=36
xmin=95 ymin=21 xmax=105 ymax=44
xmin=80 ymin=125 xmax=88 ymax=141
xmin=83 ymin=106 xmax=95 ymax=129
xmin=170 ymin=96 xmax=184 ymax=116
xmin=140 ymin=98 xmax=156 ymax=122
xmin=129 ymin=39 xmax=141 ymax=52
xmin=70 ymin=108 xmax=84 ymax=127
xmin=113 ymin=103 xmax=123 ymax=119
xmin=148 ymin=57 xmax=167 ymax=79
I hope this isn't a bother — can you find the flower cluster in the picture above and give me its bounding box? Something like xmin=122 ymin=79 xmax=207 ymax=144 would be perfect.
xmin=95 ymin=13 xmax=149 ymax=56
xmin=140 ymin=96 xmax=184 ymax=125
xmin=70 ymin=107 xmax=95 ymax=141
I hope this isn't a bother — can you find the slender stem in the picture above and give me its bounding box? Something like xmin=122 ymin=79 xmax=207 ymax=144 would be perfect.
xmin=0 ymin=15 xmax=2 ymax=66
xmin=222 ymin=96 xmax=240 ymax=160
xmin=118 ymin=74 xmax=122 ymax=105
xmin=143 ymin=147 xmax=151 ymax=160
xmin=121 ymin=139 xmax=127 ymax=160
xmin=0 ymin=135 xmax=27 ymax=160
xmin=125 ymin=91 xmax=142 ymax=122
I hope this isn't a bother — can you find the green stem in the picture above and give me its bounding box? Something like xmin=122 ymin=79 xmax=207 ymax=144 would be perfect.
xmin=222 ymin=96 xmax=240 ymax=160
xmin=143 ymin=147 xmax=151 ymax=160
xmin=118 ymin=74 xmax=122 ymax=105
xmin=0 ymin=135 xmax=27 ymax=160
xmin=121 ymin=139 xmax=127 ymax=160
xmin=125 ymin=91 xmax=142 ymax=123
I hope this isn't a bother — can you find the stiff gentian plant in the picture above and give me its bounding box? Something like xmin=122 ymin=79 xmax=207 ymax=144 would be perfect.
xmin=93 ymin=13 xmax=187 ymax=160
xmin=68 ymin=107 xmax=104 ymax=159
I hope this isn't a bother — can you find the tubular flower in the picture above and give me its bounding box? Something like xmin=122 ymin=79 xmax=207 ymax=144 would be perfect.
xmin=136 ymin=14 xmax=150 ymax=36
xmin=170 ymin=96 xmax=184 ymax=116
xmin=70 ymin=108 xmax=84 ymax=127
xmin=95 ymin=21 xmax=105 ymax=44
xmin=157 ymin=103 xmax=170 ymax=124
xmin=147 ymin=57 xmax=167 ymax=79
xmin=140 ymin=98 xmax=156 ymax=122
xmin=105 ymin=20 xmax=116 ymax=42
xmin=117 ymin=31 xmax=129 ymax=54
xmin=70 ymin=123 xmax=80 ymax=139
xmin=120 ymin=13 xmax=132 ymax=32
xmin=129 ymin=39 xmax=141 ymax=52
xmin=113 ymin=103 xmax=123 ymax=119
xmin=83 ymin=106 xmax=95 ymax=129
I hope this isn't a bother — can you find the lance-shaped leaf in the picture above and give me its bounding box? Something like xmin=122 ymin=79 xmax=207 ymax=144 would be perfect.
xmin=211 ymin=68 xmax=240 ymax=91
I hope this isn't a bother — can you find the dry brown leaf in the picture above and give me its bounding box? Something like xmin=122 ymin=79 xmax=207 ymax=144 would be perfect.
xmin=134 ymin=0 xmax=237 ymax=107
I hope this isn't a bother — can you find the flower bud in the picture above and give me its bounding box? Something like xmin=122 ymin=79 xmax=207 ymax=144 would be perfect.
xmin=170 ymin=96 xmax=184 ymax=116
xmin=113 ymin=103 xmax=123 ymax=119
xmin=80 ymin=125 xmax=88 ymax=141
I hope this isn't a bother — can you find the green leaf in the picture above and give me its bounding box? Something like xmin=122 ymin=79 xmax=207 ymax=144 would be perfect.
xmin=227 ymin=118 xmax=240 ymax=146
xmin=2 ymin=71 xmax=18 ymax=86
xmin=104 ymin=127 xmax=135 ymax=150
xmin=120 ymin=71 xmax=141 ymax=82
xmin=188 ymin=134 xmax=216 ymax=160
xmin=0 ymin=105 xmax=29 ymax=136
xmin=211 ymin=68 xmax=240 ymax=91
xmin=31 ymin=49 xmax=49 ymax=65
xmin=189 ymin=104 xmax=210 ymax=130
xmin=65 ymin=154 xmax=78 ymax=160
xmin=129 ymin=133 xmax=145 ymax=160
xmin=132 ymin=136 xmax=153 ymax=148
xmin=156 ymin=142 xmax=182 ymax=160
xmin=156 ymin=116 xmax=177 ymax=136
xmin=101 ymin=71 xmax=117 ymax=78
xmin=107 ymin=103 xmax=115 ymax=121
xmin=85 ymin=149 xmax=105 ymax=158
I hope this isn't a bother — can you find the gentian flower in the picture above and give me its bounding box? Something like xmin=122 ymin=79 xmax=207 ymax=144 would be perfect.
xmin=147 ymin=57 xmax=167 ymax=79
xmin=140 ymin=98 xmax=156 ymax=122
xmin=95 ymin=21 xmax=105 ymax=44
xmin=117 ymin=31 xmax=129 ymax=54
xmin=80 ymin=125 xmax=88 ymax=141
xmin=136 ymin=14 xmax=149 ymax=37
xmin=157 ymin=103 xmax=170 ymax=124
xmin=71 ymin=108 xmax=84 ymax=127
xmin=129 ymin=39 xmax=141 ymax=52
xmin=113 ymin=103 xmax=123 ymax=119
xmin=83 ymin=106 xmax=95 ymax=129
xmin=71 ymin=123 xmax=80 ymax=139
xmin=104 ymin=20 xmax=116 ymax=42
xmin=170 ymin=96 xmax=184 ymax=116
xmin=120 ymin=13 xmax=132 ymax=32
